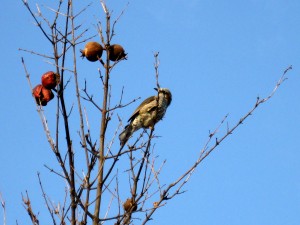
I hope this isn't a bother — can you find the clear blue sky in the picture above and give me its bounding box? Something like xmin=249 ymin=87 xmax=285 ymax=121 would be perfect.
xmin=1 ymin=0 xmax=300 ymax=224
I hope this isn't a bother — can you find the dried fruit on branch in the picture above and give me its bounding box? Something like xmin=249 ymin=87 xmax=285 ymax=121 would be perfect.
xmin=80 ymin=42 xmax=104 ymax=62
xmin=33 ymin=84 xmax=54 ymax=106
xmin=108 ymin=44 xmax=127 ymax=61
xmin=41 ymin=71 xmax=60 ymax=89
xmin=123 ymin=198 xmax=137 ymax=212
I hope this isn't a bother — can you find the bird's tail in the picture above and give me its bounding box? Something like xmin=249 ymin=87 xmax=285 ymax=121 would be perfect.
xmin=119 ymin=124 xmax=133 ymax=146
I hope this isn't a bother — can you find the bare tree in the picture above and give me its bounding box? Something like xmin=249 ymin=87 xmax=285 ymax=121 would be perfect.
xmin=19 ymin=0 xmax=291 ymax=224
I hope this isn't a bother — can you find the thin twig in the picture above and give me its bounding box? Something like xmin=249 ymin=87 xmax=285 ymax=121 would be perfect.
xmin=110 ymin=2 xmax=129 ymax=41
xmin=22 ymin=191 xmax=39 ymax=225
xmin=37 ymin=173 xmax=57 ymax=225
xmin=18 ymin=48 xmax=54 ymax=59
xmin=22 ymin=0 xmax=53 ymax=43
xmin=141 ymin=65 xmax=292 ymax=224
xmin=154 ymin=52 xmax=160 ymax=89
xmin=0 ymin=193 xmax=6 ymax=225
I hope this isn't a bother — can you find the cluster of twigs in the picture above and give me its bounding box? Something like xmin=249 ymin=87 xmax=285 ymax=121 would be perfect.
xmin=19 ymin=0 xmax=291 ymax=225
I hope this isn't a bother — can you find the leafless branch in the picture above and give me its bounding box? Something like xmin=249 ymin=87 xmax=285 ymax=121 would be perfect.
xmin=81 ymin=80 xmax=103 ymax=112
xmin=154 ymin=52 xmax=160 ymax=89
xmin=22 ymin=0 xmax=53 ymax=43
xmin=108 ymin=96 xmax=141 ymax=112
xmin=0 ymin=193 xmax=6 ymax=225
xmin=110 ymin=2 xmax=129 ymax=41
xmin=141 ymin=65 xmax=292 ymax=224
xmin=22 ymin=191 xmax=39 ymax=225
xmin=21 ymin=57 xmax=57 ymax=152
xmin=37 ymin=173 xmax=57 ymax=225
xmin=44 ymin=165 xmax=67 ymax=179
xmin=18 ymin=48 xmax=54 ymax=59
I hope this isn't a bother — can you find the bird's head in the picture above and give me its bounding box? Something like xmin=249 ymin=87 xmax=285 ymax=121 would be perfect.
xmin=154 ymin=88 xmax=172 ymax=106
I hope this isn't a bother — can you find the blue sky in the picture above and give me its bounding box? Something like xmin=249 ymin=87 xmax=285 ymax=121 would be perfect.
xmin=1 ymin=0 xmax=300 ymax=224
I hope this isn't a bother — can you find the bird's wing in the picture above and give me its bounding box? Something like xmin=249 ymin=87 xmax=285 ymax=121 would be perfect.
xmin=128 ymin=96 xmax=157 ymax=122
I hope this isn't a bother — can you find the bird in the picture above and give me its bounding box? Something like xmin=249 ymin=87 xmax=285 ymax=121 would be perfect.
xmin=119 ymin=88 xmax=172 ymax=146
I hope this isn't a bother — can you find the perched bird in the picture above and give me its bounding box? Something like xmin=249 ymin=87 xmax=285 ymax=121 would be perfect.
xmin=119 ymin=88 xmax=172 ymax=146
